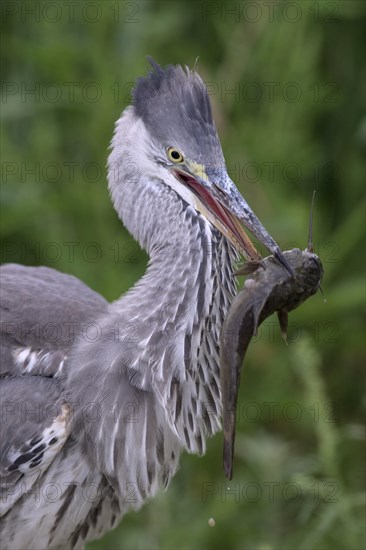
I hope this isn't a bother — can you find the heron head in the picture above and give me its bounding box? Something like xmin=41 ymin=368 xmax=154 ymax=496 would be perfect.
xmin=110 ymin=58 xmax=292 ymax=273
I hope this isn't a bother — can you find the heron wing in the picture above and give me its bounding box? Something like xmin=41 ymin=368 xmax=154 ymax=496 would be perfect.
xmin=0 ymin=263 xmax=108 ymax=377
xmin=0 ymin=263 xmax=109 ymax=516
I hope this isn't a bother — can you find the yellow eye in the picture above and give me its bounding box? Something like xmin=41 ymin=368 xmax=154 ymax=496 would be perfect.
xmin=167 ymin=147 xmax=184 ymax=163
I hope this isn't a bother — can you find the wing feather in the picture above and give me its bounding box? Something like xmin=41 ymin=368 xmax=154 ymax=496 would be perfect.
xmin=0 ymin=263 xmax=108 ymax=516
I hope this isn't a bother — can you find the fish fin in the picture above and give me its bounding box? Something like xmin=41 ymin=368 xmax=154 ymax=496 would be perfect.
xmin=235 ymin=261 xmax=263 ymax=276
xmin=277 ymin=310 xmax=288 ymax=345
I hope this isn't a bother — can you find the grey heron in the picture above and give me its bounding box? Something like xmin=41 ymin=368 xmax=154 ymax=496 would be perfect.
xmin=0 ymin=59 xmax=290 ymax=549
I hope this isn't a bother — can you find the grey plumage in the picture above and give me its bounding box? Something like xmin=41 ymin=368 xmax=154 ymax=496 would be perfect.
xmin=0 ymin=265 xmax=109 ymax=545
xmin=0 ymin=59 xmax=285 ymax=548
xmin=1 ymin=264 xmax=108 ymax=376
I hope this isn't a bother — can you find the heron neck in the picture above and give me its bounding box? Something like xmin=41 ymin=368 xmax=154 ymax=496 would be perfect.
xmin=115 ymin=192 xmax=236 ymax=332
xmin=112 ymin=190 xmax=238 ymax=455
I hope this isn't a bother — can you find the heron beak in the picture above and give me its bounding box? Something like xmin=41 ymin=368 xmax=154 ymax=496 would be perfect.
xmin=173 ymin=164 xmax=293 ymax=276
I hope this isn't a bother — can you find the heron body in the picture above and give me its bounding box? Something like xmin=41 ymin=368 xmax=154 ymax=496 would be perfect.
xmin=0 ymin=60 xmax=288 ymax=549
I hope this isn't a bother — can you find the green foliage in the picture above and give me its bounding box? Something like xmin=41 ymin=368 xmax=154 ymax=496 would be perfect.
xmin=1 ymin=1 xmax=365 ymax=549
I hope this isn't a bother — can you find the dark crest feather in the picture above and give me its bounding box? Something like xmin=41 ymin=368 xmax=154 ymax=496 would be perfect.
xmin=132 ymin=57 xmax=224 ymax=165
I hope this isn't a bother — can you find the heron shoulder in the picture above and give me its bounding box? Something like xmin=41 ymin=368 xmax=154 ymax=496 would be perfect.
xmin=0 ymin=263 xmax=108 ymax=377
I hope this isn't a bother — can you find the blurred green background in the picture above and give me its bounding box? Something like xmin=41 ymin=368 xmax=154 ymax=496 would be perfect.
xmin=1 ymin=1 xmax=365 ymax=549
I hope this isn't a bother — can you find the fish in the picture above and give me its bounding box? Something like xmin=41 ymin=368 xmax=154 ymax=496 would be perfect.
xmin=220 ymin=247 xmax=323 ymax=480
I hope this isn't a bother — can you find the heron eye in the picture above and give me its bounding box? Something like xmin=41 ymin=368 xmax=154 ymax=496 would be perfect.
xmin=167 ymin=148 xmax=184 ymax=163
